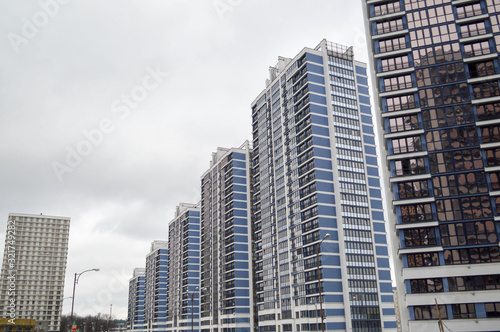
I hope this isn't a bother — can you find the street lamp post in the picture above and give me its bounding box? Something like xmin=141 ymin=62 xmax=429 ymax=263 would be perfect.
xmin=189 ymin=287 xmax=199 ymax=332
xmin=70 ymin=269 xmax=100 ymax=319
xmin=108 ymin=304 xmax=112 ymax=332
xmin=316 ymin=233 xmax=330 ymax=332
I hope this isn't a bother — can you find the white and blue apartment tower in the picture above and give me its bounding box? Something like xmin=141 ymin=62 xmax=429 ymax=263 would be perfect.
xmin=250 ymin=39 xmax=397 ymax=332
xmin=199 ymin=142 xmax=255 ymax=332
xmin=145 ymin=241 xmax=169 ymax=332
xmin=166 ymin=203 xmax=201 ymax=332
xmin=362 ymin=0 xmax=500 ymax=331
xmin=128 ymin=268 xmax=146 ymax=332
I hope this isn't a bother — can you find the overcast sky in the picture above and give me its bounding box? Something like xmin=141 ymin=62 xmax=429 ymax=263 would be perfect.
xmin=0 ymin=0 xmax=370 ymax=319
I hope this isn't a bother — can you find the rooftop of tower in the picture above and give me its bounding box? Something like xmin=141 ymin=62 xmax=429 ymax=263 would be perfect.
xmin=266 ymin=39 xmax=354 ymax=87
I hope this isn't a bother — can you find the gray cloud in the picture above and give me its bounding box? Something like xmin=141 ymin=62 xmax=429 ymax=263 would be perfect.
xmin=0 ymin=0 xmax=366 ymax=318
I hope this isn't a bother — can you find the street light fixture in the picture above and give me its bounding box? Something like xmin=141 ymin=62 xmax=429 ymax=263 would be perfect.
xmin=316 ymin=233 xmax=330 ymax=332
xmin=70 ymin=269 xmax=100 ymax=319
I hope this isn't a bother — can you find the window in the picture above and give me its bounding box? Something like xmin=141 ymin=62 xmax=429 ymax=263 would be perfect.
xmin=456 ymin=2 xmax=485 ymax=19
xmin=440 ymin=220 xmax=498 ymax=246
xmin=385 ymin=93 xmax=416 ymax=112
xmin=394 ymin=157 xmax=426 ymax=176
xmin=331 ymin=94 xmax=357 ymax=108
xmin=413 ymin=43 xmax=462 ymax=67
xmin=334 ymin=116 xmax=360 ymax=128
xmin=481 ymin=124 xmax=500 ymax=143
xmin=378 ymin=36 xmax=407 ymax=53
xmin=460 ymin=21 xmax=488 ymax=38
xmin=490 ymin=171 xmax=500 ymax=191
xmin=452 ymin=304 xmax=476 ymax=319
xmin=331 ymin=85 xmax=356 ymax=99
xmin=429 ymin=149 xmax=483 ymax=174
xmin=341 ymin=205 xmax=369 ymax=216
xmin=330 ymin=76 xmax=356 ymax=90
xmin=296 ymin=126 xmax=312 ymax=144
xmin=387 ymin=114 xmax=419 ymax=133
xmin=422 ymin=104 xmax=474 ymax=129
xmin=485 ymin=147 xmax=500 ymax=166
xmin=410 ymin=24 xmax=458 ymax=48
xmin=341 ymin=193 xmax=368 ymax=204
xmin=295 ymin=106 xmax=310 ymax=123
xmin=299 ymin=172 xmax=315 ymax=187
xmin=376 ymin=18 xmax=405 ymax=34
xmin=464 ymin=41 xmax=493 ymax=58
xmin=332 ymin=104 xmax=358 ymax=117
xmin=407 ymin=252 xmax=440 ymax=268
xmin=346 ymin=253 xmax=374 ymax=263
xmin=406 ymin=3 xmax=454 ymax=26
xmin=491 ymin=13 xmax=500 ymax=34
xmin=301 ymin=206 xmax=318 ymax=222
xmin=345 ymin=241 xmax=373 ymax=251
xmin=337 ymin=148 xmax=363 ymax=160
xmin=472 ymin=81 xmax=500 ymax=99
xmin=487 ymin=0 xmax=500 ymax=14
xmin=380 ymin=54 xmax=411 ymax=72
xmin=329 ymin=66 xmax=355 ymax=80
xmin=476 ymin=102 xmax=500 ymax=121
xmin=344 ymin=229 xmax=372 ymax=239
xmin=414 ymin=305 xmax=447 ymax=320
xmin=397 ymin=180 xmax=430 ymax=199
xmin=448 ymin=274 xmax=500 ymax=292
xmin=419 ymin=83 xmax=470 ymax=108
xmin=302 ymin=230 xmax=319 ymax=245
xmin=404 ymin=228 xmax=438 ymax=247
xmin=337 ymin=138 xmax=362 ymax=149
xmin=296 ymin=121 xmax=312 ymax=142
xmin=432 ymin=172 xmax=488 ymax=197
xmin=347 ymin=267 xmax=376 ymax=277
xmin=436 ymin=196 xmax=492 ymax=222
xmin=415 ymin=62 xmax=466 ymax=88
xmin=410 ymin=278 xmax=443 ymax=293
xmin=299 ymin=183 xmax=316 ymax=199
xmin=392 ymin=135 xmax=423 ymax=154
xmin=335 ymin=126 xmax=360 ymax=138
xmin=351 ymin=321 xmax=382 ymax=331
xmin=373 ymin=1 xmax=401 ymax=17
xmin=485 ymin=303 xmax=500 ymax=318
xmin=329 ymin=56 xmax=354 ymax=70
xmin=444 ymin=247 xmax=500 ymax=265
xmin=494 ymin=196 xmax=500 ymax=216
xmin=383 ymin=74 xmax=413 ymax=92
xmin=400 ymin=203 xmax=433 ymax=223
xmin=298 ymin=159 xmax=314 ymax=176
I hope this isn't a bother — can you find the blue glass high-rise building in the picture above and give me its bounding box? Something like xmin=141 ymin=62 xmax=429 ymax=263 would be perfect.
xmin=145 ymin=241 xmax=169 ymax=332
xmin=166 ymin=204 xmax=201 ymax=332
xmin=362 ymin=0 xmax=500 ymax=331
xmin=250 ymin=39 xmax=397 ymax=332
xmin=199 ymin=142 xmax=255 ymax=332
xmin=128 ymin=268 xmax=146 ymax=332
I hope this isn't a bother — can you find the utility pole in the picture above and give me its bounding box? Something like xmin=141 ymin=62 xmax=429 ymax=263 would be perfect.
xmin=435 ymin=298 xmax=444 ymax=332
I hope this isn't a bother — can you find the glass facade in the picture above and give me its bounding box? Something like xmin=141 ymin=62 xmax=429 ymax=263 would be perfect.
xmin=362 ymin=0 xmax=500 ymax=331
xmin=250 ymin=40 xmax=396 ymax=332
